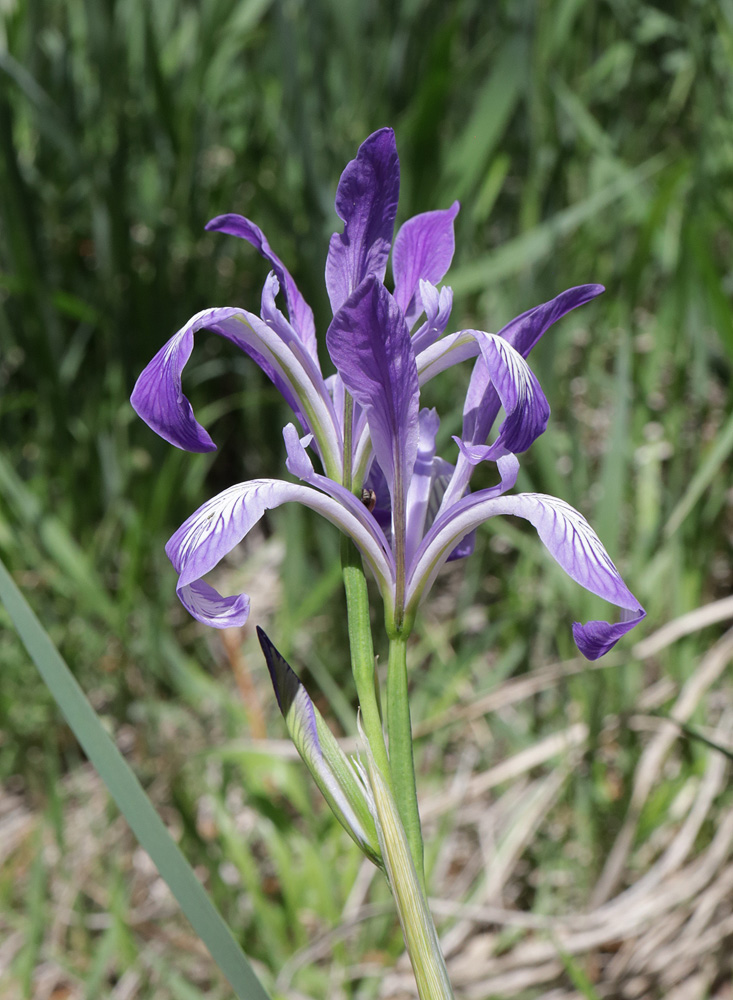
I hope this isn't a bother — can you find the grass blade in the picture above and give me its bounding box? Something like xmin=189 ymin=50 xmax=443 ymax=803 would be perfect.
xmin=0 ymin=556 xmax=272 ymax=1000
xmin=450 ymin=153 xmax=668 ymax=293
xmin=664 ymin=406 xmax=733 ymax=537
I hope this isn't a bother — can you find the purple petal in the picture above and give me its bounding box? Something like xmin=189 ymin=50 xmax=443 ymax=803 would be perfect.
xmin=416 ymin=330 xmax=480 ymax=385
xmin=205 ymin=213 xmax=318 ymax=362
xmin=325 ymin=129 xmax=400 ymax=315
xmin=411 ymin=282 xmax=454 ymax=355
xmin=178 ymin=579 xmax=250 ymax=630
xmin=131 ymin=304 xmax=340 ymax=468
xmin=392 ymin=201 xmax=460 ymax=328
xmin=408 ymin=490 xmax=644 ymax=658
xmin=166 ymin=477 xmax=395 ymax=627
xmin=474 ymin=333 xmax=550 ymax=455
xmin=573 ymin=610 xmax=646 ymax=660
xmin=498 ymin=284 xmax=605 ymax=358
xmin=446 ymin=530 xmax=476 ymax=562
xmin=326 ymin=277 xmax=419 ymax=510
xmin=456 ymin=286 xmax=604 ymax=460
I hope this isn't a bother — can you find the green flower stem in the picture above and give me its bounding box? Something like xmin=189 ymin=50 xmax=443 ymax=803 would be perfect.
xmin=365 ymin=746 xmax=455 ymax=1000
xmin=386 ymin=631 xmax=425 ymax=887
xmin=341 ymin=535 xmax=391 ymax=783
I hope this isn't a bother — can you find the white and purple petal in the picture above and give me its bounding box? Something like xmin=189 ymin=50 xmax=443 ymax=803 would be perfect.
xmin=131 ymin=305 xmax=342 ymax=476
xmin=404 ymin=408 xmax=440 ymax=567
xmin=325 ymin=128 xmax=400 ymax=315
xmin=473 ymin=333 xmax=550 ymax=455
xmin=410 ymin=281 xmax=454 ymax=355
xmin=166 ymin=477 xmax=396 ymax=628
xmin=407 ymin=490 xmax=644 ymax=659
xmin=205 ymin=213 xmax=318 ymax=361
xmin=392 ymin=201 xmax=460 ymax=328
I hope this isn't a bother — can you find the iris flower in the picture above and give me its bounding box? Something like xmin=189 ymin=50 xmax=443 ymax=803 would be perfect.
xmin=131 ymin=128 xmax=644 ymax=658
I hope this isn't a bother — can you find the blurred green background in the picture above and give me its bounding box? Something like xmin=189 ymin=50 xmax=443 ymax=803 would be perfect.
xmin=1 ymin=1 xmax=732 ymax=997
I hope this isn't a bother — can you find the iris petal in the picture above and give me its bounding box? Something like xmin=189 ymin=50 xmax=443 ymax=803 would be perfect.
xmin=131 ymin=304 xmax=341 ymax=475
xmin=327 ymin=277 xmax=419 ymax=507
xmin=499 ymin=284 xmax=604 ymax=358
xmin=407 ymin=490 xmax=644 ymax=658
xmin=166 ymin=478 xmax=395 ymax=628
xmin=205 ymin=213 xmax=318 ymax=361
xmin=392 ymin=201 xmax=460 ymax=328
xmin=410 ymin=282 xmax=454 ymax=355
xmin=459 ymin=285 xmax=606 ymax=454
xmin=325 ymin=128 xmax=400 ymax=315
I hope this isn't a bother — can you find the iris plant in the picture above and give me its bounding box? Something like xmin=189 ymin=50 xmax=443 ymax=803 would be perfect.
xmin=132 ymin=128 xmax=644 ymax=998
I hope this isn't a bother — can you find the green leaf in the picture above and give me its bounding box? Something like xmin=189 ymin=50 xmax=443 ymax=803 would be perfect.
xmin=444 ymin=36 xmax=527 ymax=203
xmin=258 ymin=627 xmax=382 ymax=866
xmin=0 ymin=556 xmax=271 ymax=1000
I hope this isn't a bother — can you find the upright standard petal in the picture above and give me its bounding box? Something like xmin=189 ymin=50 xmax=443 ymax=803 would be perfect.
xmin=327 ymin=276 xmax=419 ymax=507
xmin=205 ymin=213 xmax=318 ymax=361
xmin=392 ymin=201 xmax=460 ymax=329
xmin=166 ymin=478 xmax=395 ymax=628
xmin=407 ymin=490 xmax=644 ymax=658
xmin=325 ymin=128 xmax=400 ymax=315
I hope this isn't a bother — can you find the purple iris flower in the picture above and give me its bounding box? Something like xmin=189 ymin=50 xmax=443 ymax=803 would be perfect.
xmin=131 ymin=128 xmax=645 ymax=659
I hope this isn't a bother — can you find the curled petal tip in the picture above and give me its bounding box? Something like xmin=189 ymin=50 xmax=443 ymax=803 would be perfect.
xmin=178 ymin=580 xmax=250 ymax=630
xmin=573 ymin=607 xmax=646 ymax=660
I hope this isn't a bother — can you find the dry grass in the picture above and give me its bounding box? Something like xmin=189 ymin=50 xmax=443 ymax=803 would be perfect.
xmin=4 ymin=608 xmax=731 ymax=999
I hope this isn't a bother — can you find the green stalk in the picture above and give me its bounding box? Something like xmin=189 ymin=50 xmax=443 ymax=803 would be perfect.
xmin=386 ymin=631 xmax=425 ymax=886
xmin=365 ymin=738 xmax=455 ymax=999
xmin=340 ymin=388 xmax=390 ymax=781
xmin=341 ymin=535 xmax=391 ymax=782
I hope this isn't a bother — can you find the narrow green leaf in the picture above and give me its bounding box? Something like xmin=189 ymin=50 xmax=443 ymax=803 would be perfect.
xmin=444 ymin=36 xmax=527 ymax=202
xmin=258 ymin=627 xmax=382 ymax=866
xmin=664 ymin=408 xmax=733 ymax=537
xmin=0 ymin=557 xmax=271 ymax=1000
xmin=450 ymin=153 xmax=668 ymax=293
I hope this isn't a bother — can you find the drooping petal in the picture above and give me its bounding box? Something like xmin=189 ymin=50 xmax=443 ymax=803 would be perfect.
xmin=414 ymin=285 xmax=603 ymax=392
xmin=473 ymin=333 xmax=550 ymax=456
xmin=392 ymin=201 xmax=460 ymax=328
xmin=407 ymin=490 xmax=644 ymax=658
xmin=258 ymin=628 xmax=381 ymax=865
xmin=327 ymin=276 xmax=419 ymax=509
xmin=166 ymin=477 xmax=395 ymax=628
xmin=325 ymin=128 xmax=400 ymax=315
xmin=131 ymin=305 xmax=341 ymax=476
xmin=178 ymin=579 xmax=249 ymax=630
xmin=205 ymin=213 xmax=318 ymax=361
xmin=410 ymin=282 xmax=454 ymax=355
xmin=426 ymin=329 xmax=549 ymax=517
xmin=572 ymin=612 xmax=646 ymax=660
